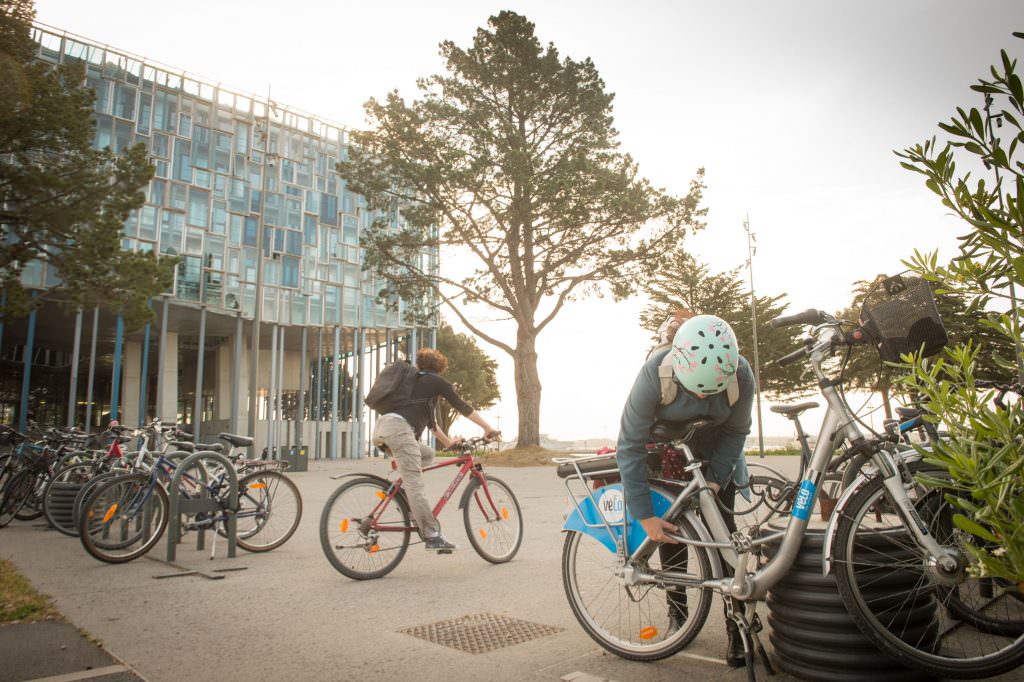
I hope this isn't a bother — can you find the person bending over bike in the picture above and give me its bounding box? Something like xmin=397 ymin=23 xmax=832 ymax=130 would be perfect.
xmin=372 ymin=348 xmax=501 ymax=553
xmin=615 ymin=314 xmax=754 ymax=667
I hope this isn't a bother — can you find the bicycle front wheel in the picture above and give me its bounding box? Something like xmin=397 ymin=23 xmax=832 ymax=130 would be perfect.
xmin=78 ymin=473 xmax=168 ymax=564
xmin=562 ymin=515 xmax=713 ymax=661
xmin=832 ymin=461 xmax=1024 ymax=678
xmin=319 ymin=477 xmax=410 ymax=580
xmin=232 ymin=471 xmax=302 ymax=552
xmin=0 ymin=469 xmax=35 ymax=527
xmin=462 ymin=475 xmax=523 ymax=563
xmin=43 ymin=462 xmax=97 ymax=536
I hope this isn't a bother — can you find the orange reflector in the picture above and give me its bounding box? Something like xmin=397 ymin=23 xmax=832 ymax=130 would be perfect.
xmin=341 ymin=519 xmax=349 ymax=533
xmin=639 ymin=626 xmax=658 ymax=640
xmin=501 ymin=508 xmax=508 ymax=520
xmin=370 ymin=545 xmax=380 ymax=553
xmin=376 ymin=491 xmax=386 ymax=500
xmin=102 ymin=504 xmax=118 ymax=523
xmin=478 ymin=528 xmax=487 ymax=540
xmin=249 ymin=482 xmax=266 ymax=489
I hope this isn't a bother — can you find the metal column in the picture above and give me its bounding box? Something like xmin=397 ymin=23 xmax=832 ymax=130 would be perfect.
xmin=156 ymin=297 xmax=168 ymax=424
xmin=192 ymin=307 xmax=206 ymax=441
xmin=330 ymin=325 xmax=340 ymax=459
xmin=276 ymin=326 xmax=285 ymax=458
xmin=297 ymin=327 xmax=307 ymax=449
xmin=139 ymin=322 xmax=151 ymax=426
xmin=231 ymin=313 xmax=242 ymax=435
xmin=17 ymin=302 xmax=37 ymax=433
xmin=85 ymin=307 xmax=99 ymax=433
xmin=314 ymin=327 xmax=323 ymax=460
xmin=67 ymin=309 xmax=82 ymax=428
xmin=109 ymin=315 xmax=124 ymax=422
xmin=268 ymin=323 xmax=278 ymax=457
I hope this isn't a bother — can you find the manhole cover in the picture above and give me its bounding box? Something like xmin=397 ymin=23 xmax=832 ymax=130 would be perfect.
xmin=399 ymin=612 xmax=563 ymax=654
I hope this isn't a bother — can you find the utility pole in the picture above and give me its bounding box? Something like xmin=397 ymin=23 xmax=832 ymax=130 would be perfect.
xmin=744 ymin=215 xmax=765 ymax=458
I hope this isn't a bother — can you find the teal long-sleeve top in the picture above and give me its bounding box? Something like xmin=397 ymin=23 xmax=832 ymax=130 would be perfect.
xmin=615 ymin=349 xmax=755 ymax=520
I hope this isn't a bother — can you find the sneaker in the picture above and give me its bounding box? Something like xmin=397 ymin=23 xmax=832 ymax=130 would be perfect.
xmin=425 ymin=535 xmax=457 ymax=553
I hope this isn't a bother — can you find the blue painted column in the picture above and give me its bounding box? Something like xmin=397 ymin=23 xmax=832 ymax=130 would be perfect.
xmin=330 ymin=325 xmax=340 ymax=459
xmin=67 ymin=309 xmax=83 ymax=428
xmin=138 ymin=323 xmax=151 ymax=427
xmin=85 ymin=307 xmax=99 ymax=433
xmin=17 ymin=299 xmax=37 ymax=433
xmin=109 ymin=315 xmax=124 ymax=423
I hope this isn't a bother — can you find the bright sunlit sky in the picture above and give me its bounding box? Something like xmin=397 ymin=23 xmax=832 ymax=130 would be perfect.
xmin=36 ymin=0 xmax=1024 ymax=442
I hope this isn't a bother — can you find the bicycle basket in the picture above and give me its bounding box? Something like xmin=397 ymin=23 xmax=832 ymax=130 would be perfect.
xmin=860 ymin=273 xmax=948 ymax=362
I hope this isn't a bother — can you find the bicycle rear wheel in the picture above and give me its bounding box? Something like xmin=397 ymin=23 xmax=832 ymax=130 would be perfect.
xmin=562 ymin=515 xmax=713 ymax=661
xmin=43 ymin=462 xmax=97 ymax=536
xmin=232 ymin=471 xmax=302 ymax=552
xmin=319 ymin=477 xmax=411 ymax=580
xmin=462 ymin=475 xmax=522 ymax=563
xmin=0 ymin=470 xmax=35 ymax=527
xmin=832 ymin=461 xmax=1024 ymax=678
xmin=78 ymin=473 xmax=168 ymax=564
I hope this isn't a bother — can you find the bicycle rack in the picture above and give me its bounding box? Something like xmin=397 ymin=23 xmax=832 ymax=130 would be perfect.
xmin=165 ymin=451 xmax=239 ymax=563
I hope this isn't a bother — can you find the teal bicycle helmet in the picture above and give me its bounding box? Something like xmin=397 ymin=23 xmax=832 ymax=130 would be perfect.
xmin=669 ymin=314 xmax=740 ymax=396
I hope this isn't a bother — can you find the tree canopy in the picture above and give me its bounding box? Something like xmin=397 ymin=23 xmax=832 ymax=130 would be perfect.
xmin=338 ymin=11 xmax=705 ymax=445
xmin=0 ymin=0 xmax=173 ymax=329
xmin=639 ymin=252 xmax=806 ymax=396
xmin=435 ymin=323 xmax=500 ymax=434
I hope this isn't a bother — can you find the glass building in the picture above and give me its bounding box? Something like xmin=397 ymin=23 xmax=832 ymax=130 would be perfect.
xmin=0 ymin=25 xmax=437 ymax=459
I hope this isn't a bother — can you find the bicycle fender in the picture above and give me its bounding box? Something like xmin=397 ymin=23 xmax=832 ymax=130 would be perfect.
xmin=562 ymin=484 xmax=673 ymax=555
xmin=457 ymin=475 xmax=483 ymax=510
xmin=821 ymin=447 xmax=924 ymax=576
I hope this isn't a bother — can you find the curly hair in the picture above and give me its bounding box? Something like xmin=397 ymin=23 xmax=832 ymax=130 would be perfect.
xmin=416 ymin=348 xmax=449 ymax=374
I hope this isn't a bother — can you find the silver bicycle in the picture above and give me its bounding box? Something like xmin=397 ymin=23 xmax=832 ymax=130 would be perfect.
xmin=556 ymin=308 xmax=1024 ymax=680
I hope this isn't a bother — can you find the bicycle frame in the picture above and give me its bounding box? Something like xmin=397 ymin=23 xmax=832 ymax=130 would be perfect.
xmin=362 ymin=454 xmax=500 ymax=534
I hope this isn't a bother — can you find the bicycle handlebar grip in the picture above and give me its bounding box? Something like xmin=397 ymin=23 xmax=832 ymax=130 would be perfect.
xmin=769 ymin=309 xmax=824 ymax=328
xmin=776 ymin=347 xmax=808 ymax=367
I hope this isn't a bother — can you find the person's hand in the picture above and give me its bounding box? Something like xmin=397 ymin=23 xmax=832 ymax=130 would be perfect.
xmin=484 ymin=429 xmax=502 ymax=442
xmin=707 ymin=481 xmax=721 ymax=494
xmin=639 ymin=516 xmax=679 ymax=544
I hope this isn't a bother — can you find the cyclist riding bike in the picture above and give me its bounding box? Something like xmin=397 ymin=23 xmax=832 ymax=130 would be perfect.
xmin=615 ymin=314 xmax=754 ymax=667
xmin=371 ymin=348 xmax=500 ymax=553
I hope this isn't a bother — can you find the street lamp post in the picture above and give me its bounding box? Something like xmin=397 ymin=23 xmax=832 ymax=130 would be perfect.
xmin=744 ymin=215 xmax=765 ymax=458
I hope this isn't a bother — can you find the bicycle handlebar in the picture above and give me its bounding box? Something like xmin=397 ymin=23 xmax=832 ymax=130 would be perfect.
xmin=770 ymin=309 xmax=828 ymax=328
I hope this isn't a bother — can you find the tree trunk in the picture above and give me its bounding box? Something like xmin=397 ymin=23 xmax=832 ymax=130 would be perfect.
xmin=513 ymin=332 xmax=542 ymax=447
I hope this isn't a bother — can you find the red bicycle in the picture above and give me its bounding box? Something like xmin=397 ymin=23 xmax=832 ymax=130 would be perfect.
xmin=319 ymin=437 xmax=523 ymax=580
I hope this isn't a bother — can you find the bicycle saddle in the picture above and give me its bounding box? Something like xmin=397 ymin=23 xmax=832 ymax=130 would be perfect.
xmin=650 ymin=417 xmax=713 ymax=443
xmin=895 ymin=406 xmax=922 ymax=421
xmin=770 ymin=402 xmax=818 ymax=418
xmin=217 ymin=432 xmax=254 ymax=448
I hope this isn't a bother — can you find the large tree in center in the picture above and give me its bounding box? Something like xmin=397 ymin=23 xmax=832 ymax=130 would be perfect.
xmin=339 ymin=12 xmax=706 ymax=446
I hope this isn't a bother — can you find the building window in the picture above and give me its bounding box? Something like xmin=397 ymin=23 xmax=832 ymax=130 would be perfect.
xmin=187 ymin=189 xmax=209 ymax=227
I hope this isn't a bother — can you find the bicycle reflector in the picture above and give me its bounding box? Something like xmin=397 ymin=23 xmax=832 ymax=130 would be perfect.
xmin=639 ymin=626 xmax=658 ymax=641
xmin=102 ymin=504 xmax=118 ymax=523
xmin=478 ymin=528 xmax=487 ymax=540
xmin=376 ymin=491 xmax=386 ymax=500
xmin=340 ymin=519 xmax=349 ymax=533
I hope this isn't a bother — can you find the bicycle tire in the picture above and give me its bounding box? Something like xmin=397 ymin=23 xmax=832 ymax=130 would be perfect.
xmin=233 ymin=471 xmax=303 ymax=552
xmin=72 ymin=469 xmax=126 ymax=530
xmin=14 ymin=468 xmax=47 ymax=521
xmin=462 ymin=475 xmax=523 ymax=564
xmin=832 ymin=461 xmax=1024 ymax=678
xmin=78 ymin=472 xmax=168 ymax=564
xmin=319 ymin=476 xmax=411 ymax=580
xmin=42 ymin=462 xmax=97 ymax=536
xmin=561 ymin=515 xmax=713 ymax=661
xmin=0 ymin=469 xmax=34 ymax=527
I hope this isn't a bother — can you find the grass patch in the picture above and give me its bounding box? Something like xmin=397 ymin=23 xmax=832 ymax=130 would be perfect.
xmin=0 ymin=559 xmax=59 ymax=625
xmin=745 ymin=448 xmax=802 ymax=457
xmin=477 ymin=446 xmax=562 ymax=467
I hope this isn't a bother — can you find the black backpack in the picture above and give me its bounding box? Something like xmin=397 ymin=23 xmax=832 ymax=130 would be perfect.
xmin=364 ymin=361 xmax=424 ymax=414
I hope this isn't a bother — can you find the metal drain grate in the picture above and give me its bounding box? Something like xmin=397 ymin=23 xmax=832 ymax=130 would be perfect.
xmin=399 ymin=612 xmax=563 ymax=654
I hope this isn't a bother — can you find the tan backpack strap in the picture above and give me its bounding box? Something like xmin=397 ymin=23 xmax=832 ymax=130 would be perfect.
xmin=657 ymin=355 xmax=678 ymax=406
xmin=726 ymin=380 xmax=739 ymax=407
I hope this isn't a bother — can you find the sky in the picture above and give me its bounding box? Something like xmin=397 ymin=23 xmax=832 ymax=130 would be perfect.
xmin=34 ymin=0 xmax=1024 ymax=442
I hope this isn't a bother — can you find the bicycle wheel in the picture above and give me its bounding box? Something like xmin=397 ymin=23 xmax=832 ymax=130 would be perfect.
xmin=232 ymin=471 xmax=302 ymax=552
xmin=319 ymin=476 xmax=411 ymax=580
xmin=43 ymin=462 xmax=97 ymax=536
xmin=14 ymin=468 xmax=46 ymax=521
xmin=72 ymin=469 xmax=126 ymax=531
xmin=78 ymin=473 xmax=168 ymax=564
xmin=0 ymin=469 xmax=35 ymax=527
xmin=562 ymin=515 xmax=713 ymax=661
xmin=462 ymin=475 xmax=523 ymax=563
xmin=832 ymin=461 xmax=1024 ymax=678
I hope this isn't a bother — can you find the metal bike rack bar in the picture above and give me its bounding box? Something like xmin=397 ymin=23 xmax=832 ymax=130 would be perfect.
xmin=166 ymin=451 xmax=238 ymax=562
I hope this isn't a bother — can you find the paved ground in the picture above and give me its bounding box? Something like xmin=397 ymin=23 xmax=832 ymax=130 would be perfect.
xmin=1 ymin=456 xmax=1021 ymax=682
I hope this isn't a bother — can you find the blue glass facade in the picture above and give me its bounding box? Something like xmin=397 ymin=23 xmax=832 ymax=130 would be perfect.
xmin=28 ymin=25 xmax=439 ymax=331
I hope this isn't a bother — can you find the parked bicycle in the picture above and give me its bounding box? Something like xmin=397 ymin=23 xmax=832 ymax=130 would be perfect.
xmin=319 ymin=436 xmax=523 ymax=580
xmin=555 ymin=278 xmax=1023 ymax=680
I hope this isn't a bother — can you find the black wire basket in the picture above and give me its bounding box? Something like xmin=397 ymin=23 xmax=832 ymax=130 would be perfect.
xmin=860 ymin=273 xmax=948 ymax=363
